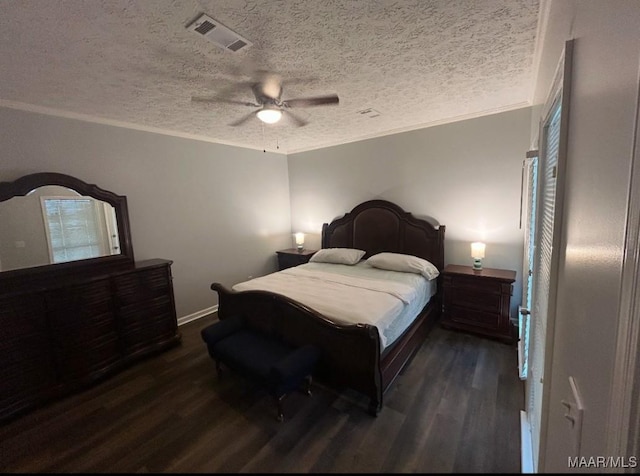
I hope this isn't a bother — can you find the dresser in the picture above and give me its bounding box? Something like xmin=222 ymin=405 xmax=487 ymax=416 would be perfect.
xmin=441 ymin=264 xmax=516 ymax=343
xmin=276 ymin=248 xmax=317 ymax=270
xmin=0 ymin=259 xmax=180 ymax=422
xmin=0 ymin=173 xmax=181 ymax=423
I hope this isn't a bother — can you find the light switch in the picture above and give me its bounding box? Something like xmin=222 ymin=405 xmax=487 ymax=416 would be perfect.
xmin=562 ymin=376 xmax=584 ymax=456
xmin=14 ymin=240 xmax=25 ymax=248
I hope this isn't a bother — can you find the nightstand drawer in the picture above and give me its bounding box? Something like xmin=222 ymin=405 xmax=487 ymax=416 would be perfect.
xmin=445 ymin=275 xmax=504 ymax=294
xmin=445 ymin=287 xmax=501 ymax=313
xmin=445 ymin=305 xmax=503 ymax=330
xmin=276 ymin=248 xmax=317 ymax=271
xmin=278 ymin=253 xmax=307 ymax=269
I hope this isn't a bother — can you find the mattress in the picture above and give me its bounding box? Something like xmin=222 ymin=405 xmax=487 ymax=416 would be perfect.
xmin=232 ymin=261 xmax=436 ymax=350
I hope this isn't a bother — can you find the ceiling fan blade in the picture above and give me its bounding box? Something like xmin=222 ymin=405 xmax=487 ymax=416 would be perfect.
xmin=282 ymin=94 xmax=339 ymax=108
xmin=281 ymin=75 xmax=319 ymax=87
xmin=191 ymin=96 xmax=258 ymax=107
xmin=207 ymin=80 xmax=256 ymax=97
xmin=283 ymin=109 xmax=309 ymax=127
xmin=228 ymin=111 xmax=256 ymax=127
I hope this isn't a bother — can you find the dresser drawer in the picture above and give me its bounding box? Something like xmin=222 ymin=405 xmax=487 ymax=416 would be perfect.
xmin=114 ymin=266 xmax=171 ymax=306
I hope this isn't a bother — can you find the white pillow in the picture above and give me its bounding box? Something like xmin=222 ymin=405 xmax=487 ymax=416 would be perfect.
xmin=367 ymin=252 xmax=440 ymax=280
xmin=309 ymin=248 xmax=366 ymax=265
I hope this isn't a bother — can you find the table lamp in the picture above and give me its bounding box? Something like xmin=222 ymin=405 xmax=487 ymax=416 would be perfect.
xmin=471 ymin=242 xmax=485 ymax=270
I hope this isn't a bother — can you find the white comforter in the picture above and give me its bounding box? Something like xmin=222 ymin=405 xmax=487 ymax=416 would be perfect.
xmin=232 ymin=263 xmax=423 ymax=349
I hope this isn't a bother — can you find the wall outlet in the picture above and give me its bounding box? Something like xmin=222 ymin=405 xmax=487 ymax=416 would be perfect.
xmin=14 ymin=240 xmax=25 ymax=248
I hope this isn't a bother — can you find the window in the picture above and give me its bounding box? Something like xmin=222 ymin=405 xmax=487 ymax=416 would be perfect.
xmin=41 ymin=197 xmax=107 ymax=263
xmin=519 ymin=149 xmax=538 ymax=380
xmin=528 ymin=95 xmax=563 ymax=469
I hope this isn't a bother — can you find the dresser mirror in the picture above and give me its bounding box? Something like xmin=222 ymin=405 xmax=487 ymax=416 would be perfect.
xmin=0 ymin=172 xmax=134 ymax=277
xmin=0 ymin=173 xmax=179 ymax=424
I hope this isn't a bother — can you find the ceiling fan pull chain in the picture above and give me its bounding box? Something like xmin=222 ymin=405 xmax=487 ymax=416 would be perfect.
xmin=261 ymin=121 xmax=266 ymax=153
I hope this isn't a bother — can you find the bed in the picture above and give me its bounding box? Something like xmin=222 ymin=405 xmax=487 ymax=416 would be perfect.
xmin=211 ymin=199 xmax=445 ymax=415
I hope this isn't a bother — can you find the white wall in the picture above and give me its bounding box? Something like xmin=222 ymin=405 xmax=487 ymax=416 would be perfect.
xmin=0 ymin=106 xmax=292 ymax=319
xmin=288 ymin=108 xmax=531 ymax=317
xmin=532 ymin=1 xmax=640 ymax=470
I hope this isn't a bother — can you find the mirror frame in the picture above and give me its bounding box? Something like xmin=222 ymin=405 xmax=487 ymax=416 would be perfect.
xmin=0 ymin=172 xmax=135 ymax=280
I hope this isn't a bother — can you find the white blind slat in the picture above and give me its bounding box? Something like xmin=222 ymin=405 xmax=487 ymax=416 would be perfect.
xmin=529 ymin=94 xmax=562 ymax=467
xmin=43 ymin=198 xmax=103 ymax=264
xmin=519 ymin=154 xmax=538 ymax=379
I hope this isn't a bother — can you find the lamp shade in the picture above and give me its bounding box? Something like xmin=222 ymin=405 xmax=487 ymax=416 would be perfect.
xmin=256 ymin=107 xmax=282 ymax=124
xmin=471 ymin=242 xmax=486 ymax=258
xmin=294 ymin=233 xmax=305 ymax=246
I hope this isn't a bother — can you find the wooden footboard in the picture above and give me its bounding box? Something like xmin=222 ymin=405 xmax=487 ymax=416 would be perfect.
xmin=212 ymin=283 xmax=384 ymax=413
xmin=212 ymin=282 xmax=441 ymax=415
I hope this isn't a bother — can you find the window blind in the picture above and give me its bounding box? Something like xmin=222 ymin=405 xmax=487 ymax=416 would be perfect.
xmin=529 ymin=93 xmax=563 ymax=470
xmin=519 ymin=151 xmax=538 ymax=380
xmin=43 ymin=198 xmax=103 ymax=263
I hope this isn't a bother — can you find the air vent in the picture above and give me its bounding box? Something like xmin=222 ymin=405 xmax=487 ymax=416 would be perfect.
xmin=186 ymin=13 xmax=252 ymax=53
xmin=227 ymin=39 xmax=247 ymax=52
xmin=194 ymin=21 xmax=215 ymax=35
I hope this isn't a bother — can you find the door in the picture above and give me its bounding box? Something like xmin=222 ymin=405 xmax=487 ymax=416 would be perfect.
xmin=522 ymin=39 xmax=573 ymax=472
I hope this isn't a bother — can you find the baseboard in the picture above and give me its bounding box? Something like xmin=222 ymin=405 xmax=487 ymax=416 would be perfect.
xmin=521 ymin=410 xmax=535 ymax=473
xmin=177 ymin=305 xmax=218 ymax=326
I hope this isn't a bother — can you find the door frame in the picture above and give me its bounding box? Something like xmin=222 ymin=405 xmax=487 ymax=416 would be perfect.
xmin=606 ymin=58 xmax=640 ymax=462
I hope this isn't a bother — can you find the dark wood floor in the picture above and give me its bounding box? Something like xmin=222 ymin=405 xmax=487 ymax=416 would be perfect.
xmin=0 ymin=316 xmax=524 ymax=473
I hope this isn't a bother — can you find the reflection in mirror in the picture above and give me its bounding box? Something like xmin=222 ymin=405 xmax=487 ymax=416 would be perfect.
xmin=0 ymin=185 xmax=120 ymax=272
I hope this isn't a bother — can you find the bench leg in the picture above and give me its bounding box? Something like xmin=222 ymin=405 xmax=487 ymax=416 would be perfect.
xmin=305 ymin=375 xmax=313 ymax=396
xmin=368 ymin=397 xmax=381 ymax=417
xmin=215 ymin=359 xmax=222 ymax=376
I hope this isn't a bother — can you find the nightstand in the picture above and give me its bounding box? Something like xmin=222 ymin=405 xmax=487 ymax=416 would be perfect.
xmin=276 ymin=248 xmax=317 ymax=270
xmin=441 ymin=264 xmax=517 ymax=343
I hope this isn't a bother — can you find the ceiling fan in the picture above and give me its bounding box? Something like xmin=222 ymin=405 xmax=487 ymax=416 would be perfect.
xmin=191 ymin=71 xmax=339 ymax=127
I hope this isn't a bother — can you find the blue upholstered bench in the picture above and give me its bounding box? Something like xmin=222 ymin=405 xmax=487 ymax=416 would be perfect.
xmin=201 ymin=315 xmax=320 ymax=421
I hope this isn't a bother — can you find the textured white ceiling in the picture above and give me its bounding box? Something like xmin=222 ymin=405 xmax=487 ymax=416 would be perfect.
xmin=0 ymin=0 xmax=540 ymax=154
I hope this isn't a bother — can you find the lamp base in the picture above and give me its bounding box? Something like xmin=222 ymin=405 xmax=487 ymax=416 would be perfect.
xmin=473 ymin=258 xmax=483 ymax=270
xmin=297 ymin=245 xmax=304 ymax=252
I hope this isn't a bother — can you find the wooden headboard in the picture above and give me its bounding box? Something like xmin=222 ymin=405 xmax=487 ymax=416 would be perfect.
xmin=321 ymin=199 xmax=446 ymax=271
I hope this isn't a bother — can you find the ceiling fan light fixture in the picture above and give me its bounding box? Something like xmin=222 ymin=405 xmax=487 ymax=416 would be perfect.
xmin=256 ymin=106 xmax=282 ymax=124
